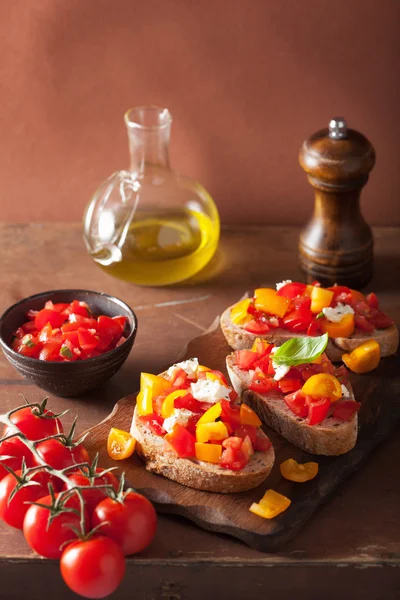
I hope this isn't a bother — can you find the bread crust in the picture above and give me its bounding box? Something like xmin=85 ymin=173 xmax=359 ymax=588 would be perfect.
xmin=226 ymin=355 xmax=358 ymax=456
xmin=220 ymin=305 xmax=399 ymax=361
xmin=130 ymin=406 xmax=275 ymax=493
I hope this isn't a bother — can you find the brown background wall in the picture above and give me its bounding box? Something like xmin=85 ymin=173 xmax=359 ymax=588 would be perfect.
xmin=0 ymin=0 xmax=398 ymax=225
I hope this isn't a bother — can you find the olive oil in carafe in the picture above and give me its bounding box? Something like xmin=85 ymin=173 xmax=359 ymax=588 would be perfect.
xmin=97 ymin=209 xmax=219 ymax=286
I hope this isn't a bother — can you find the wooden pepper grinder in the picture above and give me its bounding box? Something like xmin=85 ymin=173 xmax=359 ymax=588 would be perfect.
xmin=298 ymin=117 xmax=375 ymax=289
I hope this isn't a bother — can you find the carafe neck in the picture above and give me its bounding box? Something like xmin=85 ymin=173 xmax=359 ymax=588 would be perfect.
xmin=125 ymin=106 xmax=171 ymax=177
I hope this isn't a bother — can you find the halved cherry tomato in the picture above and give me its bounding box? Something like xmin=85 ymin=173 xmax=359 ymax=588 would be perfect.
xmin=306 ymin=396 xmax=331 ymax=425
xmin=368 ymin=309 xmax=394 ymax=329
xmin=366 ymin=292 xmax=379 ymax=308
xmin=220 ymin=445 xmax=248 ymax=471
xmin=280 ymin=458 xmax=319 ymax=482
xmin=283 ymin=307 xmax=313 ymax=332
xmin=333 ymin=400 xmax=361 ymax=421
xmin=276 ymin=282 xmax=306 ymax=298
xmin=302 ymin=373 xmax=342 ymax=401
xmin=354 ymin=314 xmax=375 ymax=332
xmin=107 ymin=428 xmax=136 ymax=460
xmin=278 ymin=377 xmax=302 ymax=394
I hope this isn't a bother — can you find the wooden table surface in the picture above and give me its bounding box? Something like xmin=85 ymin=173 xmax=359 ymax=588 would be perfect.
xmin=0 ymin=223 xmax=399 ymax=600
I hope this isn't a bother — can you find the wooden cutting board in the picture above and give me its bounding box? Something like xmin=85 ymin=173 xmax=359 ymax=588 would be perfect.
xmin=84 ymin=317 xmax=400 ymax=552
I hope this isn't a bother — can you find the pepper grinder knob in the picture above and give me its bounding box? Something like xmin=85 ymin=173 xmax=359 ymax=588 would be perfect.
xmin=298 ymin=117 xmax=376 ymax=289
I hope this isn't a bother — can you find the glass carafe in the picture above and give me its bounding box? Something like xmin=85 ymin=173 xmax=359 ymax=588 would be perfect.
xmin=83 ymin=106 xmax=220 ymax=286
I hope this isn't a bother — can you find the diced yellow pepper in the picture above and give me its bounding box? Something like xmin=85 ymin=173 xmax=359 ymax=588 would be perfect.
xmin=136 ymin=387 xmax=153 ymax=416
xmin=249 ymin=489 xmax=291 ymax=519
xmin=254 ymin=288 xmax=290 ymax=318
xmin=230 ymin=298 xmax=252 ymax=325
xmin=240 ymin=403 xmax=262 ymax=427
xmin=140 ymin=373 xmax=171 ymax=397
xmin=251 ymin=338 xmax=271 ymax=353
xmin=196 ymin=402 xmax=222 ymax=425
xmin=161 ymin=389 xmax=188 ymax=418
xmin=195 ymin=442 xmax=222 ymax=464
xmin=280 ymin=458 xmax=319 ymax=482
xmin=196 ymin=421 xmax=228 ymax=443
xmin=320 ymin=313 xmax=355 ymax=338
xmin=205 ymin=371 xmax=224 ymax=384
xmin=302 ymin=373 xmax=342 ymax=401
xmin=197 ymin=365 xmax=212 ymax=373
xmin=342 ymin=339 xmax=380 ymax=374
xmin=310 ymin=287 xmax=334 ymax=314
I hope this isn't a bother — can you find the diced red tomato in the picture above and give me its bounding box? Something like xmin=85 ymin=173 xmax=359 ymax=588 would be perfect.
xmin=27 ymin=309 xmax=39 ymax=321
xmin=252 ymin=355 xmax=273 ymax=374
xmin=208 ymin=370 xmax=230 ymax=387
xmin=307 ymin=320 xmax=320 ymax=336
xmin=368 ymin=309 xmax=394 ymax=329
xmin=77 ymin=328 xmax=99 ymax=350
xmin=220 ymin=446 xmax=248 ymax=471
xmin=291 ymin=295 xmax=312 ymax=310
xmin=220 ymin=400 xmax=241 ymax=430
xmin=244 ymin=320 xmax=270 ymax=334
xmin=333 ymin=400 xmax=361 ymax=421
xmin=283 ymin=307 xmax=313 ymax=332
xmin=328 ymin=285 xmax=352 ymax=306
xmin=139 ymin=413 xmax=165 ymax=436
xmin=252 ymin=339 xmax=273 ymax=358
xmin=222 ymin=436 xmax=243 ymax=450
xmin=234 ymin=424 xmax=257 ymax=447
xmin=38 ymin=322 xmax=53 ymax=343
xmin=21 ymin=321 xmax=37 ymax=333
xmin=354 ymin=315 xmax=375 ymax=333
xmin=365 ymin=292 xmax=379 ymax=309
xmin=39 ymin=341 xmax=62 ymax=361
xmin=35 ymin=309 xmax=65 ymax=331
xmin=306 ymin=396 xmax=331 ymax=425
xmin=276 ymin=282 xmax=306 ymax=298
xmin=254 ymin=429 xmax=272 ymax=452
xmin=335 ymin=365 xmax=349 ymax=383
xmin=165 ymin=424 xmax=195 ymax=458
xmin=69 ymin=300 xmax=90 ymax=317
xmin=112 ymin=316 xmax=127 ymax=330
xmin=69 ymin=314 xmax=98 ymax=328
xmin=300 ymin=364 xmax=323 ymax=381
xmin=311 ymin=280 xmax=321 ymax=287
xmin=284 ymin=390 xmax=308 ymax=418
xmin=278 ymin=377 xmax=302 ymax=394
xmin=17 ymin=334 xmax=41 ymax=358
xmin=173 ymin=394 xmax=206 ymax=413
xmin=97 ymin=315 xmax=122 ymax=338
xmin=62 ymin=330 xmax=79 ymax=346
xmin=249 ymin=368 xmax=278 ymax=393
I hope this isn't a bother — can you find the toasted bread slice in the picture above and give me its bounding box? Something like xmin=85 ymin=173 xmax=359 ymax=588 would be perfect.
xmin=130 ymin=406 xmax=275 ymax=493
xmin=226 ymin=355 xmax=358 ymax=456
xmin=220 ymin=304 xmax=399 ymax=361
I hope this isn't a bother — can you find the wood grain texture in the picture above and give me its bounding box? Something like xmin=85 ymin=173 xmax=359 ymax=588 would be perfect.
xmin=84 ymin=316 xmax=400 ymax=551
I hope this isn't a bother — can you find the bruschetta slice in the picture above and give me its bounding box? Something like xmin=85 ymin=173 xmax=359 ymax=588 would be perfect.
xmin=226 ymin=335 xmax=361 ymax=456
xmin=130 ymin=359 xmax=275 ymax=493
xmin=221 ymin=281 xmax=398 ymax=362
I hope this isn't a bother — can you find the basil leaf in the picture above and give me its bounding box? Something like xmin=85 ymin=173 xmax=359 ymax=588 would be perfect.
xmin=272 ymin=333 xmax=329 ymax=367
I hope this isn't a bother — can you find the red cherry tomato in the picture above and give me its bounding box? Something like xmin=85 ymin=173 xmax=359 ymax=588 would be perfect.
xmin=0 ymin=470 xmax=54 ymax=529
xmin=23 ymin=494 xmax=86 ymax=559
xmin=64 ymin=469 xmax=119 ymax=516
xmin=333 ymin=400 xmax=361 ymax=421
xmin=3 ymin=406 xmax=63 ymax=441
xmin=60 ymin=536 xmax=125 ymax=599
xmin=278 ymin=377 xmax=302 ymax=394
xmin=0 ymin=436 xmax=34 ymax=480
xmin=164 ymin=424 xmax=195 ymax=458
xmin=220 ymin=445 xmax=248 ymax=471
xmin=34 ymin=438 xmax=90 ymax=471
xmin=220 ymin=400 xmax=241 ymax=430
xmin=283 ymin=307 xmax=313 ymax=332
xmin=91 ymin=492 xmax=157 ymax=555
xmin=368 ymin=309 xmax=394 ymax=329
xmin=254 ymin=429 xmax=272 ymax=452
xmin=354 ymin=315 xmax=375 ymax=333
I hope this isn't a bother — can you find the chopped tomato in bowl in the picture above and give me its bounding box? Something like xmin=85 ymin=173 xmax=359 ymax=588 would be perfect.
xmin=0 ymin=290 xmax=137 ymax=396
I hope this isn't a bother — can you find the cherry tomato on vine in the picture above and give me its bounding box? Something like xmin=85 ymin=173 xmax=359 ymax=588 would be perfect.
xmin=91 ymin=491 xmax=157 ymax=555
xmin=0 ymin=436 xmax=34 ymax=480
xmin=34 ymin=438 xmax=90 ymax=471
xmin=63 ymin=468 xmax=119 ymax=516
xmin=0 ymin=470 xmax=54 ymax=529
xmin=3 ymin=406 xmax=63 ymax=441
xmin=23 ymin=493 xmax=87 ymax=559
xmin=60 ymin=536 xmax=125 ymax=599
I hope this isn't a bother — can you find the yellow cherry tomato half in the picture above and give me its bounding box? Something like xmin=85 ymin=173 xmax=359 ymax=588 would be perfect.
xmin=280 ymin=458 xmax=319 ymax=482
xmin=342 ymin=339 xmax=380 ymax=374
xmin=302 ymin=373 xmax=342 ymax=401
xmin=107 ymin=427 xmax=136 ymax=460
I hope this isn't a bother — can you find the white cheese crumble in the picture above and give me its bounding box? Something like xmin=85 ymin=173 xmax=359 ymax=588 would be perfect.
xmin=167 ymin=358 xmax=199 ymax=379
xmin=322 ymin=303 xmax=354 ymax=323
xmin=341 ymin=384 xmax=351 ymax=397
xmin=272 ymin=362 xmax=291 ymax=381
xmin=270 ymin=346 xmax=278 ymax=354
xmin=276 ymin=279 xmax=292 ymax=291
xmin=190 ymin=379 xmax=231 ymax=404
xmin=163 ymin=408 xmax=194 ymax=433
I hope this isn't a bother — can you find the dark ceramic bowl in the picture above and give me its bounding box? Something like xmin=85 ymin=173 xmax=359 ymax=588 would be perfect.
xmin=0 ymin=290 xmax=138 ymax=397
